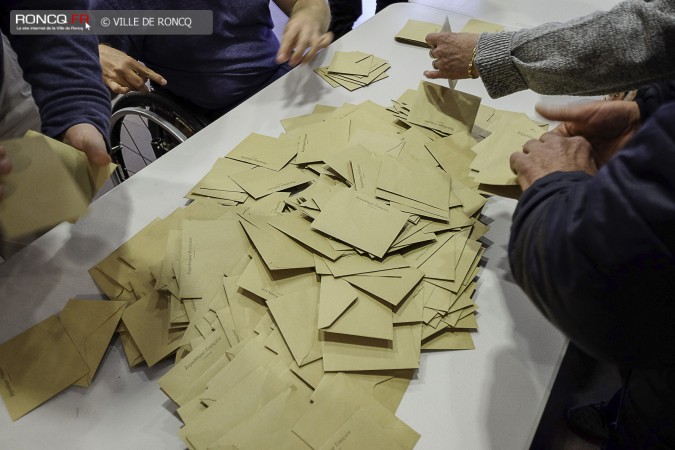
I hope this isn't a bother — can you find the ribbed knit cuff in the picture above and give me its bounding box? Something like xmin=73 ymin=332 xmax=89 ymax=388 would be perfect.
xmin=475 ymin=32 xmax=526 ymax=99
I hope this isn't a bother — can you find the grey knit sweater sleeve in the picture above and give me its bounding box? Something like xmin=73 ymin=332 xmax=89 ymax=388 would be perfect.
xmin=475 ymin=0 xmax=675 ymax=98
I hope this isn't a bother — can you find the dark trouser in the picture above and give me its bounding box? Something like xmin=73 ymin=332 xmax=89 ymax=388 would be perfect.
xmin=328 ymin=0 xmax=362 ymax=40
xmin=605 ymin=368 xmax=675 ymax=449
xmin=376 ymin=0 xmax=407 ymax=13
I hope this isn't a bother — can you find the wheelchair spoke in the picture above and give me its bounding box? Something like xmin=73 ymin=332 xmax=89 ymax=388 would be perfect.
xmin=119 ymin=140 xmax=155 ymax=166
xmin=121 ymin=122 xmax=154 ymax=166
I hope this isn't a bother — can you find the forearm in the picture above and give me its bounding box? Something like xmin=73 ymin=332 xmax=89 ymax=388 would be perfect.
xmin=509 ymin=104 xmax=675 ymax=367
xmin=476 ymin=0 xmax=675 ymax=98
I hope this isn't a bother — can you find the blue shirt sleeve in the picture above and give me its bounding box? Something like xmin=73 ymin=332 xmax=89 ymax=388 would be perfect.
xmin=1 ymin=0 xmax=111 ymax=141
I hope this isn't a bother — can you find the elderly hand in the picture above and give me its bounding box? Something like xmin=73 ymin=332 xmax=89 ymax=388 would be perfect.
xmin=510 ymin=132 xmax=598 ymax=191
xmin=63 ymin=123 xmax=112 ymax=166
xmin=424 ymin=32 xmax=479 ymax=80
xmin=99 ymin=44 xmax=167 ymax=95
xmin=0 ymin=145 xmax=11 ymax=200
xmin=536 ymin=101 xmax=642 ymax=167
xmin=276 ymin=0 xmax=333 ymax=66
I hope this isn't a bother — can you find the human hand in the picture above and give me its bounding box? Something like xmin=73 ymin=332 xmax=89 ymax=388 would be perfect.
xmin=99 ymin=44 xmax=167 ymax=95
xmin=536 ymin=101 xmax=641 ymax=167
xmin=276 ymin=3 xmax=333 ymax=66
xmin=0 ymin=145 xmax=11 ymax=200
xmin=424 ymin=32 xmax=479 ymax=80
xmin=510 ymin=132 xmax=597 ymax=191
xmin=63 ymin=123 xmax=112 ymax=167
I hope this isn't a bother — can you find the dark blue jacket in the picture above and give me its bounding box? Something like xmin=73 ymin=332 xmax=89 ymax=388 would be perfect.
xmin=1 ymin=1 xmax=110 ymax=140
xmin=509 ymin=83 xmax=675 ymax=447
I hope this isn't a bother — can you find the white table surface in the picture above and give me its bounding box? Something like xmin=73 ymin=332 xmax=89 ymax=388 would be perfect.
xmin=0 ymin=4 xmax=572 ymax=449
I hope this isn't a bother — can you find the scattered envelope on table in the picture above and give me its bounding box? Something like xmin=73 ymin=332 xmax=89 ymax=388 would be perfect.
xmin=394 ymin=19 xmax=441 ymax=47
xmin=226 ymin=133 xmax=300 ymax=172
xmin=59 ymin=299 xmax=126 ymax=387
xmin=0 ymin=315 xmax=89 ymax=421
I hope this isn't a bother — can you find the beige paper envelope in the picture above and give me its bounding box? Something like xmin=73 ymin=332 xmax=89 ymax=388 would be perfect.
xmin=0 ymin=135 xmax=89 ymax=238
xmin=403 ymin=230 xmax=458 ymax=269
xmin=267 ymin=287 xmax=322 ymax=366
xmin=118 ymin=327 xmax=145 ymax=367
xmin=324 ymin=253 xmax=409 ymax=277
xmin=281 ymin=110 xmax=335 ymax=132
xmin=222 ymin=276 xmax=268 ymax=342
xmin=311 ymin=188 xmax=409 ymax=258
xmin=229 ymin=165 xmax=312 ymax=199
xmin=407 ymin=81 xmax=481 ymax=135
xmin=393 ymin=285 xmax=426 ymax=324
xmin=291 ymin=118 xmax=352 ymax=165
xmin=244 ymin=191 xmax=290 ymax=215
xmin=324 ymin=288 xmax=394 ymax=341
xmin=188 ymin=157 xmax=252 ymax=194
xmin=377 ymin=154 xmax=451 ymax=212
xmin=25 ymin=131 xmax=116 ymax=201
xmin=422 ymin=330 xmax=475 ymax=351
xmin=318 ymin=407 xmax=406 ymax=450
xmin=397 ymin=127 xmax=437 ymax=168
xmin=237 ymin=251 xmax=318 ymax=302
xmin=179 ymin=219 xmax=250 ymax=299
xmin=425 ymin=131 xmax=479 ymax=188
xmin=239 ymin=216 xmax=314 ymax=270
xmin=0 ymin=315 xmax=89 ymax=421
xmin=226 ymin=133 xmax=300 ymax=171
xmin=322 ymin=144 xmax=373 ymax=186
xmin=292 ymin=373 xmax=420 ymax=449
xmin=318 ymin=276 xmax=358 ymax=329
xmin=328 ymin=51 xmax=374 ymax=76
xmin=394 ymin=19 xmax=441 ymax=47
xmin=267 ymin=215 xmax=342 ymax=261
xmin=122 ymin=291 xmax=182 ymax=367
xmin=418 ymin=229 xmax=471 ymax=281
xmin=59 ymin=299 xmax=126 ymax=387
xmin=460 ymin=18 xmax=505 ymax=33
xmin=314 ymin=66 xmax=342 ymax=89
xmin=159 ymin=327 xmax=230 ymax=404
xmin=205 ymin=386 xmax=311 ymax=450
xmin=343 ymin=267 xmax=424 ymax=307
xmin=290 ymin=358 xmax=325 ymax=390
xmin=321 ymin=324 xmax=422 ymax=371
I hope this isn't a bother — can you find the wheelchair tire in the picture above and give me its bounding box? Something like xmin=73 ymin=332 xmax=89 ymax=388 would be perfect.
xmin=109 ymin=91 xmax=208 ymax=184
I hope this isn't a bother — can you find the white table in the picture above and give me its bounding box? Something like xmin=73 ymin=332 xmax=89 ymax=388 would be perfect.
xmin=0 ymin=4 xmax=569 ymax=449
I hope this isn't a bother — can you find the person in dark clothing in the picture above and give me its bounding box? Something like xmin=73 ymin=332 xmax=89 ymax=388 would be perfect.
xmin=96 ymin=0 xmax=331 ymax=118
xmin=508 ymin=82 xmax=675 ymax=448
xmin=328 ymin=0 xmax=362 ymax=39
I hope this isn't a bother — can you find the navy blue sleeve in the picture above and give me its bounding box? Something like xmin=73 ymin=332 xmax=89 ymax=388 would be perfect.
xmin=94 ymin=0 xmax=143 ymax=59
xmin=1 ymin=0 xmax=110 ymax=141
xmin=636 ymin=80 xmax=675 ymax=122
xmin=508 ymin=101 xmax=675 ymax=368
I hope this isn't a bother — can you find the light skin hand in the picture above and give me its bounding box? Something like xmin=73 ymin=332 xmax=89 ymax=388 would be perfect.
xmin=275 ymin=0 xmax=333 ymax=66
xmin=0 ymin=145 xmax=11 ymax=200
xmin=63 ymin=123 xmax=112 ymax=167
xmin=425 ymin=32 xmax=479 ymax=80
xmin=509 ymin=132 xmax=597 ymax=191
xmin=99 ymin=44 xmax=167 ymax=95
xmin=536 ymin=101 xmax=641 ymax=167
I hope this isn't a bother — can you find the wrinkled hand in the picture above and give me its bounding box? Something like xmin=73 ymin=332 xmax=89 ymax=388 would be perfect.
xmin=99 ymin=44 xmax=167 ymax=95
xmin=277 ymin=7 xmax=333 ymax=66
xmin=537 ymin=101 xmax=641 ymax=167
xmin=0 ymin=145 xmax=11 ymax=200
xmin=63 ymin=123 xmax=111 ymax=167
xmin=425 ymin=32 xmax=479 ymax=80
xmin=510 ymin=132 xmax=597 ymax=191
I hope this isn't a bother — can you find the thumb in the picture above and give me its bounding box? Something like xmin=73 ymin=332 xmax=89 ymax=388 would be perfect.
xmin=535 ymin=102 xmax=597 ymax=123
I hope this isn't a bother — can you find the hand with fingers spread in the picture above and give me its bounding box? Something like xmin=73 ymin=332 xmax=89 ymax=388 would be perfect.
xmin=276 ymin=0 xmax=333 ymax=67
xmin=424 ymin=32 xmax=479 ymax=81
xmin=536 ymin=101 xmax=642 ymax=168
xmin=98 ymin=44 xmax=167 ymax=95
xmin=0 ymin=145 xmax=11 ymax=201
xmin=509 ymin=132 xmax=597 ymax=191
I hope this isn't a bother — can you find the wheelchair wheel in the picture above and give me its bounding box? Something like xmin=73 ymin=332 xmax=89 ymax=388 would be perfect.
xmin=109 ymin=91 xmax=207 ymax=184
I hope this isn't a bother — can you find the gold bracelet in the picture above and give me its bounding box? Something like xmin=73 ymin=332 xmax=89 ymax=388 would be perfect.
xmin=467 ymin=46 xmax=478 ymax=79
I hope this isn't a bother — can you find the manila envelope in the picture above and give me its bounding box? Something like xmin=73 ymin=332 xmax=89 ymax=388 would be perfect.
xmin=229 ymin=165 xmax=312 ymax=199
xmin=311 ymin=188 xmax=409 ymax=258
xmin=59 ymin=299 xmax=126 ymax=387
xmin=407 ymin=81 xmax=481 ymax=135
xmin=322 ymin=324 xmax=423 ymax=372
xmin=318 ymin=276 xmax=358 ymax=330
xmin=0 ymin=315 xmax=89 ymax=421
xmin=267 ymin=287 xmax=322 ymax=366
xmin=394 ymin=19 xmax=441 ymax=48
xmin=343 ymin=267 xmax=424 ymax=307
xmin=328 ymin=51 xmax=374 ymax=76
xmin=239 ymin=215 xmax=314 ymax=270
xmin=292 ymin=373 xmax=420 ymax=449
xmin=0 ymin=134 xmax=89 ymax=238
xmin=267 ymin=214 xmax=342 ymax=261
xmin=226 ymin=133 xmax=300 ymax=172
xmin=121 ymin=291 xmax=182 ymax=367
